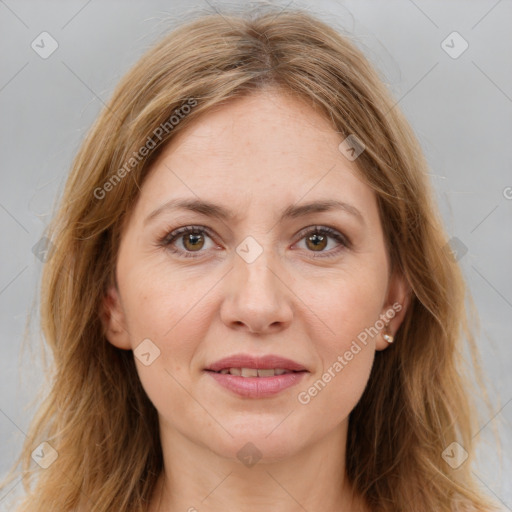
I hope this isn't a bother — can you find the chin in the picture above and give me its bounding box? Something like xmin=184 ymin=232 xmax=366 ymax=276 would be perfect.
xmin=204 ymin=418 xmax=308 ymax=464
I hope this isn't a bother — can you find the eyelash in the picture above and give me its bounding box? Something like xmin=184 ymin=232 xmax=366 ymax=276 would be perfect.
xmin=157 ymin=225 xmax=351 ymax=259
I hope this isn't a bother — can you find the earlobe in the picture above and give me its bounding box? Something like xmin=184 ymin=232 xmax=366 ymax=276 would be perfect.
xmin=101 ymin=285 xmax=132 ymax=350
xmin=376 ymin=271 xmax=412 ymax=351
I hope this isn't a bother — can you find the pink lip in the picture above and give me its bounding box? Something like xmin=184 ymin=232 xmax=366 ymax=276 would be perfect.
xmin=206 ymin=371 xmax=307 ymax=398
xmin=205 ymin=353 xmax=307 ymax=373
xmin=204 ymin=353 xmax=309 ymax=399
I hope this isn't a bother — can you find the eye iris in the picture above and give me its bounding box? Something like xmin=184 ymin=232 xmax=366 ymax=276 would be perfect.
xmin=183 ymin=232 xmax=204 ymax=251
xmin=306 ymin=233 xmax=327 ymax=251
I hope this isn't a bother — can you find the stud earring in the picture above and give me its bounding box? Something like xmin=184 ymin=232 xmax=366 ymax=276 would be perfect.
xmin=382 ymin=324 xmax=394 ymax=344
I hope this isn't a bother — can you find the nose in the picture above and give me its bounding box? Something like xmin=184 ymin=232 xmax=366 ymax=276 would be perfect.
xmin=219 ymin=246 xmax=293 ymax=335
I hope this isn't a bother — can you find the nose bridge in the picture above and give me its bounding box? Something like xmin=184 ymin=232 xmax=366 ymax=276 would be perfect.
xmin=234 ymin=234 xmax=282 ymax=299
xmin=221 ymin=233 xmax=293 ymax=333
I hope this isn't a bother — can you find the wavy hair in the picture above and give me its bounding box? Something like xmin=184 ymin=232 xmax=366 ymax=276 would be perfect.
xmin=1 ymin=4 xmax=500 ymax=511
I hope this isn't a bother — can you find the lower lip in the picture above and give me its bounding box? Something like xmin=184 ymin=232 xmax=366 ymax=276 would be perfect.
xmin=205 ymin=370 xmax=308 ymax=398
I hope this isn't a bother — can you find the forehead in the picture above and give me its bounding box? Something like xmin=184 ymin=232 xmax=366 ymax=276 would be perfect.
xmin=166 ymin=89 xmax=344 ymax=172
xmin=133 ymin=89 xmax=376 ymax=224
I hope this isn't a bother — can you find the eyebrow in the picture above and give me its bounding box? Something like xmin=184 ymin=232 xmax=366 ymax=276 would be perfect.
xmin=144 ymin=198 xmax=365 ymax=226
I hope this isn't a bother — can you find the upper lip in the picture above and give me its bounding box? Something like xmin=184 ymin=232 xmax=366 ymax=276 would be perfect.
xmin=205 ymin=354 xmax=308 ymax=372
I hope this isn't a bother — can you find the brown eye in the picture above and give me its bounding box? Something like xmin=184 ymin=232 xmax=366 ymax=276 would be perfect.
xmin=305 ymin=232 xmax=328 ymax=251
xmin=182 ymin=232 xmax=205 ymax=251
xmin=295 ymin=226 xmax=350 ymax=258
xmin=160 ymin=226 xmax=217 ymax=258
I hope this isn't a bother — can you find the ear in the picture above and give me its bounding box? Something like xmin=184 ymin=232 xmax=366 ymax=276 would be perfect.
xmin=100 ymin=284 xmax=131 ymax=350
xmin=375 ymin=270 xmax=411 ymax=351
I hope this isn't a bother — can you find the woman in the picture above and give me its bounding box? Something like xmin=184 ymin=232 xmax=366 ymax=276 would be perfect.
xmin=1 ymin=5 xmax=501 ymax=511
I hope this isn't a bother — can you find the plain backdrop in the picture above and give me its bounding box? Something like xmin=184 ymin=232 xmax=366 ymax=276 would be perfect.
xmin=1 ymin=0 xmax=511 ymax=509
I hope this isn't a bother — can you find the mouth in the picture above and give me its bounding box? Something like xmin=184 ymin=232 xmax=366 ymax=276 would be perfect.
xmin=205 ymin=353 xmax=308 ymax=374
xmin=203 ymin=354 xmax=309 ymax=398
xmin=205 ymin=368 xmax=307 ymax=377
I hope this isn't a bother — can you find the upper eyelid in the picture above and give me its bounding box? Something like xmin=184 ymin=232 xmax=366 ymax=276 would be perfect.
xmin=295 ymin=225 xmax=347 ymax=240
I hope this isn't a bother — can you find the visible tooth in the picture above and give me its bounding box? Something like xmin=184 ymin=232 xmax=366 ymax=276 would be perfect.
xmin=240 ymin=368 xmax=258 ymax=377
xmin=257 ymin=369 xmax=276 ymax=377
xmin=221 ymin=367 xmax=293 ymax=377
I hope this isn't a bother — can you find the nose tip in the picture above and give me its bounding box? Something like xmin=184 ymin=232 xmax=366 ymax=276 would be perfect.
xmin=241 ymin=317 xmax=284 ymax=334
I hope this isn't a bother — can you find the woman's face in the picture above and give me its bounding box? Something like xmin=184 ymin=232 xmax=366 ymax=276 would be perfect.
xmin=104 ymin=89 xmax=408 ymax=462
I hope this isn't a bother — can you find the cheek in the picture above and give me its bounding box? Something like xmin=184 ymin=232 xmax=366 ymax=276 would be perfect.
xmin=125 ymin=291 xmax=206 ymax=430
xmin=120 ymin=258 xmax=210 ymax=343
xmin=293 ymin=267 xmax=386 ymax=419
xmin=295 ymin=302 xmax=377 ymax=429
xmin=118 ymin=261 xmax=217 ymax=407
xmin=298 ymin=260 xmax=387 ymax=351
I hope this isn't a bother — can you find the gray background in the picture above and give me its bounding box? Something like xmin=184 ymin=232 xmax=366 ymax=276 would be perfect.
xmin=1 ymin=0 xmax=511 ymax=509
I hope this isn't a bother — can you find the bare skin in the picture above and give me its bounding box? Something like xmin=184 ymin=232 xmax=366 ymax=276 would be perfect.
xmin=103 ymin=88 xmax=409 ymax=512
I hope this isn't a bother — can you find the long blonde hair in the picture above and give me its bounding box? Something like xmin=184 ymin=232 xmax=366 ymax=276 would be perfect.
xmin=1 ymin=5 xmax=500 ymax=511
